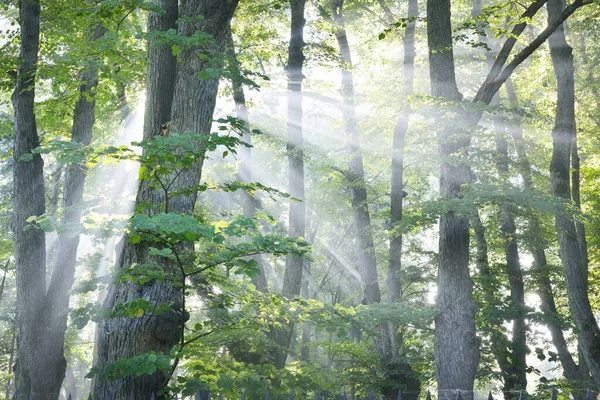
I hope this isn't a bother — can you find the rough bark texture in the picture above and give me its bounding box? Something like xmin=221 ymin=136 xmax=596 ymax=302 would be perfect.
xmin=227 ymin=30 xmax=269 ymax=293
xmin=547 ymin=0 xmax=600 ymax=388
xmin=506 ymin=80 xmax=584 ymax=384
xmin=426 ymin=0 xmax=479 ymax=398
xmin=11 ymin=1 xmax=48 ymax=399
xmin=94 ymin=1 xmax=239 ymax=398
xmin=274 ymin=0 xmax=306 ymax=370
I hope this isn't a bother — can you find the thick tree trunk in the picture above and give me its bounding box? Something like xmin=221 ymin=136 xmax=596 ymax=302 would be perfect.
xmin=547 ymin=0 xmax=600 ymax=388
xmin=11 ymin=1 xmax=48 ymax=399
xmin=274 ymin=0 xmax=306 ymax=369
xmin=227 ymin=30 xmax=269 ymax=293
xmin=94 ymin=1 xmax=240 ymax=398
xmin=426 ymin=1 xmax=479 ymax=398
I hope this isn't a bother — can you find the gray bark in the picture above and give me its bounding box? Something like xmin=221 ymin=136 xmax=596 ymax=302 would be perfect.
xmin=11 ymin=1 xmax=48 ymax=399
xmin=506 ymin=81 xmax=584 ymax=384
xmin=331 ymin=0 xmax=381 ymax=307
xmin=274 ymin=0 xmax=306 ymax=370
xmin=227 ymin=30 xmax=269 ymax=293
xmin=426 ymin=0 xmax=479 ymax=398
xmin=39 ymin=23 xmax=106 ymax=399
xmin=474 ymin=10 xmax=528 ymax=392
xmin=372 ymin=1 xmax=422 ymax=397
xmin=547 ymin=0 xmax=600 ymax=388
xmin=387 ymin=0 xmax=417 ymax=357
xmin=94 ymin=1 xmax=240 ymax=398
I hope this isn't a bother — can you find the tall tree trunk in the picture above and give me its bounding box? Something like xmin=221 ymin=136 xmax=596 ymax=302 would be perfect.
xmin=426 ymin=1 xmax=479 ymax=398
xmin=378 ymin=0 xmax=422 ymax=397
xmin=547 ymin=0 xmax=600 ymax=388
xmin=227 ymin=29 xmax=269 ymax=293
xmin=39 ymin=23 xmax=106 ymax=399
xmin=331 ymin=0 xmax=381 ymax=309
xmin=11 ymin=1 xmax=47 ymax=399
xmin=472 ymin=212 xmax=515 ymax=389
xmin=387 ymin=0 xmax=417 ymax=348
xmin=505 ymin=80 xmax=584 ymax=383
xmin=274 ymin=0 xmax=306 ymax=370
xmin=94 ymin=1 xmax=240 ymax=398
xmin=474 ymin=8 xmax=528 ymax=390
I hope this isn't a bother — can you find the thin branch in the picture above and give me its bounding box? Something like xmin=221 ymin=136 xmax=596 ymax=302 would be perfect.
xmin=474 ymin=0 xmax=593 ymax=104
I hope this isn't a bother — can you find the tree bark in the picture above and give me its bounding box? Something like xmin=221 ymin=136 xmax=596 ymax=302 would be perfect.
xmin=94 ymin=1 xmax=240 ymax=398
xmin=387 ymin=0 xmax=417 ymax=342
xmin=36 ymin=23 xmax=107 ymax=399
xmin=274 ymin=0 xmax=306 ymax=370
xmin=505 ymin=80 xmax=584 ymax=384
xmin=426 ymin=1 xmax=479 ymax=398
xmin=378 ymin=0 xmax=422 ymax=397
xmin=547 ymin=0 xmax=600 ymax=388
xmin=11 ymin=1 xmax=48 ymax=399
xmin=331 ymin=0 xmax=381 ymax=308
xmin=474 ymin=11 xmax=528 ymax=391
xmin=227 ymin=30 xmax=269 ymax=293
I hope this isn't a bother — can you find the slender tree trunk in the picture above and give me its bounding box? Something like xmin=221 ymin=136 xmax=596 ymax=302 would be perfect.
xmin=387 ymin=0 xmax=417 ymax=349
xmin=11 ymin=1 xmax=48 ymax=398
xmin=505 ymin=80 xmax=584 ymax=383
xmin=472 ymin=212 xmax=515 ymax=386
xmin=274 ymin=0 xmax=306 ymax=369
xmin=547 ymin=0 xmax=600 ymax=388
xmin=227 ymin=30 xmax=269 ymax=293
xmin=426 ymin=1 xmax=479 ymax=398
xmin=38 ymin=23 xmax=107 ymax=399
xmin=94 ymin=1 xmax=240 ymax=398
xmin=375 ymin=0 xmax=422 ymax=397
xmin=300 ymin=260 xmax=311 ymax=361
xmin=331 ymin=0 xmax=381 ymax=308
xmin=475 ymin=11 xmax=528 ymax=390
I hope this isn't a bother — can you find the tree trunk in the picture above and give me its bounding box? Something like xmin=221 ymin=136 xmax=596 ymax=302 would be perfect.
xmin=11 ymin=1 xmax=48 ymax=399
xmin=547 ymin=0 xmax=600 ymax=388
xmin=331 ymin=0 xmax=381 ymax=308
xmin=94 ymin=1 xmax=240 ymax=398
xmin=477 ymin=14 xmax=528 ymax=391
xmin=39 ymin=23 xmax=107 ymax=399
xmin=274 ymin=0 xmax=306 ymax=370
xmin=426 ymin=0 xmax=479 ymax=398
xmin=387 ymin=0 xmax=417 ymax=346
xmin=505 ymin=80 xmax=584 ymax=383
xmin=472 ymin=212 xmax=515 ymax=390
xmin=227 ymin=29 xmax=269 ymax=293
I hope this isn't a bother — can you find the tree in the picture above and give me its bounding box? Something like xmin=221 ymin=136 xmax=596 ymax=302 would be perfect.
xmin=426 ymin=1 xmax=479 ymax=398
xmin=11 ymin=1 xmax=46 ymax=398
xmin=547 ymin=0 xmax=600 ymax=388
xmin=274 ymin=0 xmax=307 ymax=370
xmin=93 ymin=1 xmax=240 ymax=398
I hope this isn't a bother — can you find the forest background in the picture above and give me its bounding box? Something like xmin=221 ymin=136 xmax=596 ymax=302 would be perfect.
xmin=1 ymin=0 xmax=600 ymax=399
